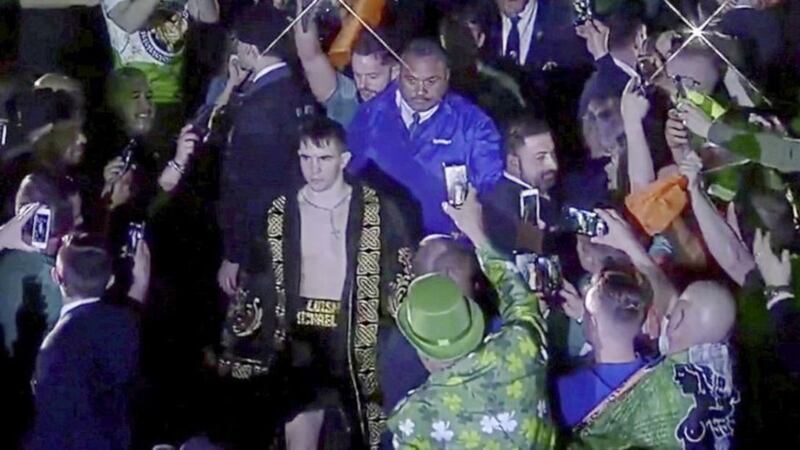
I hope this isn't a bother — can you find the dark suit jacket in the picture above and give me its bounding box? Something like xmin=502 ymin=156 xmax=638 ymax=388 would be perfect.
xmin=219 ymin=65 xmax=319 ymax=264
xmin=486 ymin=0 xmax=591 ymax=72
xmin=481 ymin=174 xmax=561 ymax=255
xmin=27 ymin=300 xmax=139 ymax=450
xmin=485 ymin=1 xmax=592 ymax=160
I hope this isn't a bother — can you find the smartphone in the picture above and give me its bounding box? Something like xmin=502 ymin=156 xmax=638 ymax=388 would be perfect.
xmin=188 ymin=104 xmax=214 ymax=143
xmin=672 ymin=75 xmax=688 ymax=101
xmin=573 ymin=0 xmax=594 ymax=26
xmin=443 ymin=164 xmax=468 ymax=207
xmin=519 ymin=189 xmax=541 ymax=224
xmin=120 ymin=139 xmax=137 ymax=174
xmin=0 ymin=118 xmax=8 ymax=147
xmin=515 ymin=253 xmax=562 ymax=295
xmin=31 ymin=206 xmax=52 ymax=250
xmin=125 ymin=222 xmax=145 ymax=258
xmin=564 ymin=207 xmax=608 ymax=237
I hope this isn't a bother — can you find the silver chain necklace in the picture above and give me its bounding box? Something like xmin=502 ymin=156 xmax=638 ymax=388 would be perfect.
xmin=300 ymin=188 xmax=352 ymax=239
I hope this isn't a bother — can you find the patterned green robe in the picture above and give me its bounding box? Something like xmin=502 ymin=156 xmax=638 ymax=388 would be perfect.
xmin=569 ymin=345 xmax=739 ymax=450
xmin=708 ymin=114 xmax=800 ymax=173
xmin=387 ymin=246 xmax=555 ymax=450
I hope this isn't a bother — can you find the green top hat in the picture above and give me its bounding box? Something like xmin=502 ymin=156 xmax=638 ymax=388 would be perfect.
xmin=397 ymin=274 xmax=486 ymax=361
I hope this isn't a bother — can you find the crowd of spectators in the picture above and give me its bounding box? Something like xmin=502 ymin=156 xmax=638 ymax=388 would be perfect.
xmin=1 ymin=0 xmax=800 ymax=449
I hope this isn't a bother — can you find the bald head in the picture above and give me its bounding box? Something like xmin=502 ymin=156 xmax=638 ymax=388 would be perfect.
xmin=664 ymin=281 xmax=736 ymax=355
xmin=413 ymin=235 xmax=456 ymax=276
xmin=412 ymin=235 xmax=477 ymax=297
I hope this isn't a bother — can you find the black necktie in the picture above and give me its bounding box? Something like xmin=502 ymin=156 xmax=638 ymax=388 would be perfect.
xmin=506 ymin=16 xmax=521 ymax=64
xmin=409 ymin=112 xmax=421 ymax=135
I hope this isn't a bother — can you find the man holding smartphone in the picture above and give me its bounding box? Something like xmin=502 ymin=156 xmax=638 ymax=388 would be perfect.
xmin=482 ymin=115 xmax=559 ymax=254
xmin=0 ymin=174 xmax=82 ymax=448
xmin=347 ymin=38 xmax=503 ymax=236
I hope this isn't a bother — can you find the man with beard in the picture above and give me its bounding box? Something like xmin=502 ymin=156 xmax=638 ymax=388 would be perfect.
xmin=294 ymin=2 xmax=399 ymax=126
xmin=481 ymin=115 xmax=559 ymax=254
xmin=217 ymin=116 xmax=414 ymax=450
xmin=347 ymin=38 xmax=503 ymax=235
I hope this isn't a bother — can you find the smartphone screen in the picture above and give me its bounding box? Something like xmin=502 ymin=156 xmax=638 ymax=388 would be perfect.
xmin=515 ymin=253 xmax=561 ymax=295
xmin=565 ymin=207 xmax=608 ymax=237
xmin=519 ymin=189 xmax=541 ymax=224
xmin=125 ymin=222 xmax=145 ymax=258
xmin=443 ymin=164 xmax=468 ymax=207
xmin=0 ymin=119 xmax=8 ymax=147
xmin=573 ymin=0 xmax=594 ymax=26
xmin=31 ymin=207 xmax=52 ymax=250
xmin=539 ymin=255 xmax=562 ymax=296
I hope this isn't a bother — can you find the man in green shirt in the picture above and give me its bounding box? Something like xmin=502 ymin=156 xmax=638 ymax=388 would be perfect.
xmin=388 ymin=189 xmax=555 ymax=449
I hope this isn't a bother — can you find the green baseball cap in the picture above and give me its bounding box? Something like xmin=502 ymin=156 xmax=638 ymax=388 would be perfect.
xmin=397 ymin=274 xmax=485 ymax=361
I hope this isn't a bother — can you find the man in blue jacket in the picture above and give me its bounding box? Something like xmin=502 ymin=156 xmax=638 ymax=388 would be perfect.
xmin=347 ymin=38 xmax=504 ymax=235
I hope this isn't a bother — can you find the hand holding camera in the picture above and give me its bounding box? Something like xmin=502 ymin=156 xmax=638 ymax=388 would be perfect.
xmin=175 ymin=124 xmax=200 ymax=166
xmin=564 ymin=207 xmax=608 ymax=237
xmin=665 ymin=108 xmax=691 ymax=153
xmin=560 ymin=279 xmax=585 ymax=322
xmin=575 ymin=19 xmax=609 ymax=61
xmin=0 ymin=203 xmax=41 ymax=252
xmin=515 ymin=253 xmax=562 ymax=296
xmin=128 ymin=238 xmax=151 ymax=303
xmin=442 ymin=186 xmax=489 ymax=249
xmin=677 ymin=101 xmax=712 ymax=139
xmin=443 ymin=163 xmax=469 ymax=208
xmin=753 ymin=228 xmax=791 ymax=288
xmin=589 ymin=208 xmax=638 ymax=255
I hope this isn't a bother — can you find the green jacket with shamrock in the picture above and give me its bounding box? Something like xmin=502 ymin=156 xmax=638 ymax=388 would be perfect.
xmin=387 ymin=246 xmax=555 ymax=450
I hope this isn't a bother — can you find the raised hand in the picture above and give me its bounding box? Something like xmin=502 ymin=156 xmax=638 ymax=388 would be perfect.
xmin=753 ymin=228 xmax=792 ymax=287
xmin=0 ymin=203 xmax=40 ymax=252
xmin=442 ymin=187 xmax=489 ymax=249
xmin=677 ymin=151 xmax=704 ymax=190
xmin=590 ymin=208 xmax=640 ymax=255
xmin=129 ymin=240 xmax=151 ymax=303
xmin=665 ymin=108 xmax=691 ymax=155
xmin=621 ymin=78 xmax=651 ymax=124
xmin=575 ymin=19 xmax=610 ymax=61
xmin=677 ymin=102 xmax=712 ymax=139
xmin=560 ymin=279 xmax=585 ymax=322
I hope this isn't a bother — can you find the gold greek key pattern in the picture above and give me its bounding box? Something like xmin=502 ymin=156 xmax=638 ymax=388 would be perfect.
xmin=268 ymin=196 xmax=288 ymax=350
xmin=366 ymin=402 xmax=386 ymax=449
xmin=388 ymin=247 xmax=414 ymax=318
xmin=356 ymin=275 xmax=381 ymax=300
xmin=356 ymin=299 xmax=379 ymax=322
xmin=357 ymin=250 xmax=381 ymax=275
xmin=217 ymin=358 xmax=272 ymax=380
xmin=355 ymin=187 xmax=383 ymax=450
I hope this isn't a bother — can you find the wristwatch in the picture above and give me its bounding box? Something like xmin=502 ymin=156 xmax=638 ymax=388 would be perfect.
xmin=764 ymin=285 xmax=793 ymax=299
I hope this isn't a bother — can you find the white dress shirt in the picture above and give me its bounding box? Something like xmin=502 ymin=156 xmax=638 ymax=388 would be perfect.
xmin=251 ymin=62 xmax=289 ymax=83
xmin=612 ymin=56 xmax=639 ymax=80
xmin=60 ymin=297 xmax=102 ymax=319
xmin=396 ymin=90 xmax=440 ymax=129
xmin=501 ymin=0 xmax=538 ymax=65
xmin=503 ymin=171 xmax=534 ymax=190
